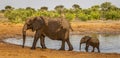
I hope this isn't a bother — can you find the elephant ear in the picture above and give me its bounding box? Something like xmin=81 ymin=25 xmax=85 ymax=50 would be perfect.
xmin=32 ymin=17 xmax=43 ymax=31
xmin=40 ymin=16 xmax=48 ymax=26
xmin=86 ymin=36 xmax=92 ymax=42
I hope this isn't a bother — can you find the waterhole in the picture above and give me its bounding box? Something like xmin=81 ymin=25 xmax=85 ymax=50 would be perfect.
xmin=3 ymin=34 xmax=120 ymax=53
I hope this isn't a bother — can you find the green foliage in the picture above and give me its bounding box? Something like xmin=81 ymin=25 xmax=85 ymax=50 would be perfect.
xmin=90 ymin=11 xmax=100 ymax=20
xmin=4 ymin=8 xmax=35 ymax=23
xmin=65 ymin=13 xmax=76 ymax=21
xmin=40 ymin=6 xmax=48 ymax=11
xmin=0 ymin=9 xmax=5 ymax=13
xmin=3 ymin=2 xmax=120 ymax=23
xmin=47 ymin=11 xmax=60 ymax=18
xmin=72 ymin=4 xmax=81 ymax=9
xmin=104 ymin=10 xmax=120 ymax=20
xmin=101 ymin=2 xmax=111 ymax=11
xmin=54 ymin=5 xmax=64 ymax=10
xmin=5 ymin=5 xmax=14 ymax=10
xmin=77 ymin=13 xmax=89 ymax=21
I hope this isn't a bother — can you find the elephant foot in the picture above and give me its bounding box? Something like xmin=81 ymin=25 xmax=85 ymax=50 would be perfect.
xmin=98 ymin=51 xmax=100 ymax=53
xmin=91 ymin=50 xmax=94 ymax=52
xmin=68 ymin=48 xmax=73 ymax=51
xmin=85 ymin=50 xmax=88 ymax=52
xmin=59 ymin=48 xmax=65 ymax=51
xmin=31 ymin=47 xmax=36 ymax=50
xmin=42 ymin=46 xmax=47 ymax=49
xmin=22 ymin=46 xmax=24 ymax=48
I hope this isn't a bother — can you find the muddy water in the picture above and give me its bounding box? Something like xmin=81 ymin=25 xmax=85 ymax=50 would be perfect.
xmin=3 ymin=34 xmax=120 ymax=53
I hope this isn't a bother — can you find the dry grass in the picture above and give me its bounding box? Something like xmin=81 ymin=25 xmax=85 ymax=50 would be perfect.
xmin=71 ymin=21 xmax=120 ymax=34
xmin=0 ymin=23 xmax=34 ymax=40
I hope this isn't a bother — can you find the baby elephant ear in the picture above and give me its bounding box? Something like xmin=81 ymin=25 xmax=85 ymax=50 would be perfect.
xmin=40 ymin=16 xmax=48 ymax=26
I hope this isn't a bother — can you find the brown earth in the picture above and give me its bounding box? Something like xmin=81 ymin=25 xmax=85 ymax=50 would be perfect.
xmin=0 ymin=21 xmax=120 ymax=58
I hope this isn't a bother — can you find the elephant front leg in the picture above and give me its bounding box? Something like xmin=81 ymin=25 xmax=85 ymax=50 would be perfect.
xmin=40 ymin=35 xmax=47 ymax=49
xmin=85 ymin=45 xmax=89 ymax=52
xmin=59 ymin=40 xmax=65 ymax=50
xmin=66 ymin=39 xmax=73 ymax=51
xmin=31 ymin=31 xmax=40 ymax=50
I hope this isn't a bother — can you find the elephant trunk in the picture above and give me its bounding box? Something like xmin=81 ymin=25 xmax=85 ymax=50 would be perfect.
xmin=22 ymin=24 xmax=27 ymax=48
xmin=79 ymin=43 xmax=82 ymax=51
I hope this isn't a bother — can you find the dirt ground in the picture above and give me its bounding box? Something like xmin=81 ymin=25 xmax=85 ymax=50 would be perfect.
xmin=0 ymin=21 xmax=120 ymax=58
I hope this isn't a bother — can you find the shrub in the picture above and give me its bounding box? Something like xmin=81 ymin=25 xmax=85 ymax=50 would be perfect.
xmin=65 ymin=13 xmax=76 ymax=21
xmin=77 ymin=13 xmax=89 ymax=21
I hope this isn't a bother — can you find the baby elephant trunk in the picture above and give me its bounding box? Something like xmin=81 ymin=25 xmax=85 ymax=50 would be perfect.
xmin=22 ymin=31 xmax=26 ymax=48
xmin=79 ymin=43 xmax=82 ymax=51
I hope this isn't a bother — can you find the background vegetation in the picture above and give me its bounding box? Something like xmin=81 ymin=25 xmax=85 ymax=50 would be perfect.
xmin=0 ymin=2 xmax=120 ymax=23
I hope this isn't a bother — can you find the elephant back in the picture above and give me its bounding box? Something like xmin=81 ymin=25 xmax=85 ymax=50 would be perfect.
xmin=48 ymin=18 xmax=69 ymax=31
xmin=88 ymin=37 xmax=99 ymax=47
xmin=43 ymin=18 xmax=69 ymax=40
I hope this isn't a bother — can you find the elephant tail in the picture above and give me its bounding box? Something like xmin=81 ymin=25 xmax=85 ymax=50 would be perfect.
xmin=79 ymin=43 xmax=82 ymax=51
xmin=69 ymin=25 xmax=73 ymax=31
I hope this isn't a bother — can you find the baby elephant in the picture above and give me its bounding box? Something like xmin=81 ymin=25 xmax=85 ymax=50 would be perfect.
xmin=79 ymin=36 xmax=100 ymax=53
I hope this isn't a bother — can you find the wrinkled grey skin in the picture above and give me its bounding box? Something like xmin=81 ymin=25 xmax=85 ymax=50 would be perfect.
xmin=22 ymin=16 xmax=73 ymax=51
xmin=79 ymin=36 xmax=100 ymax=53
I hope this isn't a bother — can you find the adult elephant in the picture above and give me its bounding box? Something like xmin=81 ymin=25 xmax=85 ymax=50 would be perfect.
xmin=22 ymin=16 xmax=73 ymax=51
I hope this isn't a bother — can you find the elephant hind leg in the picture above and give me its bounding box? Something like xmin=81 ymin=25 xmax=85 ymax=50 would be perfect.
xmin=66 ymin=39 xmax=73 ymax=51
xmin=59 ymin=40 xmax=65 ymax=50
xmin=97 ymin=46 xmax=100 ymax=53
xmin=91 ymin=47 xmax=95 ymax=52
xmin=40 ymin=35 xmax=47 ymax=49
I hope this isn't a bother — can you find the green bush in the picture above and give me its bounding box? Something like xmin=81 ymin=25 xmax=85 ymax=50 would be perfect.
xmin=77 ymin=13 xmax=89 ymax=21
xmin=90 ymin=11 xmax=100 ymax=20
xmin=3 ymin=2 xmax=120 ymax=23
xmin=65 ymin=13 xmax=76 ymax=21
xmin=104 ymin=10 xmax=120 ymax=20
xmin=4 ymin=9 xmax=35 ymax=23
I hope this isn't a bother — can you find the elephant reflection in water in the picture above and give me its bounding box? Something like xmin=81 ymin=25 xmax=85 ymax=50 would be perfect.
xmin=22 ymin=16 xmax=73 ymax=51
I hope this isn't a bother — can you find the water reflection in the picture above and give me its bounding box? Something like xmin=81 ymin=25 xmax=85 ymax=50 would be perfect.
xmin=99 ymin=34 xmax=120 ymax=53
xmin=3 ymin=34 xmax=120 ymax=53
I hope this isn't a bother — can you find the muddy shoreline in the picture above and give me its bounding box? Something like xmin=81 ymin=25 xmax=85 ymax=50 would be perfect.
xmin=0 ymin=21 xmax=120 ymax=58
